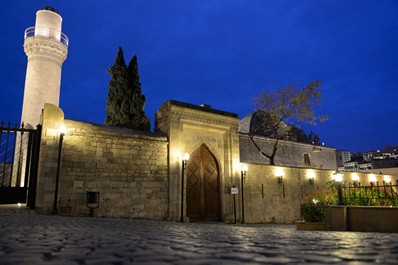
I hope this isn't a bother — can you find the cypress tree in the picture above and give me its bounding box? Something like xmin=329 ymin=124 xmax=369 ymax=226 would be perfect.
xmin=127 ymin=55 xmax=150 ymax=131
xmin=105 ymin=47 xmax=129 ymax=126
xmin=105 ymin=48 xmax=150 ymax=130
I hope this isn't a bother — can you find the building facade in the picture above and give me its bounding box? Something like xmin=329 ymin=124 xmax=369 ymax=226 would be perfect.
xmin=336 ymin=150 xmax=351 ymax=169
xmin=31 ymin=102 xmax=396 ymax=223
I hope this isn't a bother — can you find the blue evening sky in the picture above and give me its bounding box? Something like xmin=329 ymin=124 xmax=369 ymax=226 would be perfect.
xmin=0 ymin=1 xmax=397 ymax=152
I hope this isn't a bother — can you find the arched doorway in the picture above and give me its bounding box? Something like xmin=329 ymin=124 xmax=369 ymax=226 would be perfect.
xmin=186 ymin=144 xmax=221 ymax=222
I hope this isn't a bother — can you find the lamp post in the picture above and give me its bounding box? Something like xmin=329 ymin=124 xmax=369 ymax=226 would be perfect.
xmin=241 ymin=165 xmax=248 ymax=224
xmin=180 ymin=153 xmax=190 ymax=222
xmin=52 ymin=125 xmax=67 ymax=214
xmin=333 ymin=172 xmax=344 ymax=206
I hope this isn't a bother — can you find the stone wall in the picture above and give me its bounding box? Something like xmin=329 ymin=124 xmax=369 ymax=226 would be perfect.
xmin=34 ymin=103 xmax=396 ymax=223
xmin=241 ymin=164 xmax=331 ymax=223
xmin=241 ymin=164 xmax=396 ymax=223
xmin=35 ymin=104 xmax=169 ymax=219
xmin=239 ymin=134 xmax=337 ymax=170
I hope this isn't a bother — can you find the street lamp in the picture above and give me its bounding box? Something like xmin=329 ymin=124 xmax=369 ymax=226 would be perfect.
xmin=241 ymin=164 xmax=248 ymax=224
xmin=52 ymin=125 xmax=67 ymax=214
xmin=180 ymin=153 xmax=190 ymax=222
xmin=333 ymin=172 xmax=344 ymax=206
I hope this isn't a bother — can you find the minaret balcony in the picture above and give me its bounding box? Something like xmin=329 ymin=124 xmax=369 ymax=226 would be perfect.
xmin=24 ymin=26 xmax=69 ymax=47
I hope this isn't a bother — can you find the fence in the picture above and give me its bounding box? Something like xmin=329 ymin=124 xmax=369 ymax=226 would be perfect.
xmin=0 ymin=121 xmax=41 ymax=206
xmin=1 ymin=122 xmax=19 ymax=187
xmin=342 ymin=181 xmax=398 ymax=206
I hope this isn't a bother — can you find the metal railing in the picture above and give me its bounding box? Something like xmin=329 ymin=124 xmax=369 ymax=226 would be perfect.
xmin=342 ymin=181 xmax=398 ymax=206
xmin=24 ymin=26 xmax=69 ymax=47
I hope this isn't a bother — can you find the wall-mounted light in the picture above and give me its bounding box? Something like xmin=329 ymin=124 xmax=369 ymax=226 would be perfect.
xmin=275 ymin=168 xmax=285 ymax=198
xmin=277 ymin=175 xmax=283 ymax=185
xmin=352 ymin=174 xmax=359 ymax=182
xmin=333 ymin=172 xmax=343 ymax=182
xmin=309 ymin=176 xmax=314 ymax=185
xmin=352 ymin=174 xmax=359 ymax=187
xmin=383 ymin=176 xmax=392 ymax=184
xmin=275 ymin=168 xmax=284 ymax=185
xmin=307 ymin=170 xmax=315 ymax=185
xmin=369 ymin=174 xmax=376 ymax=186
xmin=180 ymin=152 xmax=190 ymax=222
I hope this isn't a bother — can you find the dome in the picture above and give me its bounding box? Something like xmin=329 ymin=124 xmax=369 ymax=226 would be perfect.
xmin=239 ymin=110 xmax=280 ymax=137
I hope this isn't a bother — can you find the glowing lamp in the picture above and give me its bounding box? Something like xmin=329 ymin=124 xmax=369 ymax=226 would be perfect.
xmin=59 ymin=124 xmax=67 ymax=135
xmin=241 ymin=165 xmax=248 ymax=174
xmin=183 ymin=153 xmax=190 ymax=162
xmin=384 ymin=176 xmax=391 ymax=183
xmin=307 ymin=170 xmax=315 ymax=185
xmin=352 ymin=174 xmax=359 ymax=182
xmin=369 ymin=174 xmax=376 ymax=184
xmin=333 ymin=172 xmax=343 ymax=182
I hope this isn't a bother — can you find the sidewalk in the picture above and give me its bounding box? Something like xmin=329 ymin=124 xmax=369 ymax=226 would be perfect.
xmin=0 ymin=204 xmax=397 ymax=264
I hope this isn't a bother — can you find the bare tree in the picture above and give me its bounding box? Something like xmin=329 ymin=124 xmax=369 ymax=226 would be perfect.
xmin=249 ymin=80 xmax=328 ymax=165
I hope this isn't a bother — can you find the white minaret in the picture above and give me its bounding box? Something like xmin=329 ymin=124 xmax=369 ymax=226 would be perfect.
xmin=12 ymin=7 xmax=68 ymax=187
xmin=21 ymin=6 xmax=68 ymax=128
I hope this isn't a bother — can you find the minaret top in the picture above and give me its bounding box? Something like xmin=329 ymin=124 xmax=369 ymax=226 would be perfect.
xmin=39 ymin=6 xmax=60 ymax=15
xmin=24 ymin=6 xmax=68 ymax=46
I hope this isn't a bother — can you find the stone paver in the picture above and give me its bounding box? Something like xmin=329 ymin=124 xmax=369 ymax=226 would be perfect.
xmin=0 ymin=207 xmax=398 ymax=264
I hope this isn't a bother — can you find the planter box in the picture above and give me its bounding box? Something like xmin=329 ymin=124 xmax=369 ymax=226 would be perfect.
xmin=348 ymin=206 xmax=398 ymax=233
xmin=326 ymin=206 xmax=347 ymax=231
xmin=326 ymin=206 xmax=398 ymax=233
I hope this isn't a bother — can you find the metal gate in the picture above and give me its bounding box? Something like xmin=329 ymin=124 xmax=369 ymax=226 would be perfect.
xmin=0 ymin=122 xmax=41 ymax=208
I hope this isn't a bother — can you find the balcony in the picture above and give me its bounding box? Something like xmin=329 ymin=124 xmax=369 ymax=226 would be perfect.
xmin=24 ymin=26 xmax=69 ymax=47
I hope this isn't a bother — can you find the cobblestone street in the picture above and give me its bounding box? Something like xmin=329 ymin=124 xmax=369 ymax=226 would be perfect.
xmin=0 ymin=207 xmax=397 ymax=264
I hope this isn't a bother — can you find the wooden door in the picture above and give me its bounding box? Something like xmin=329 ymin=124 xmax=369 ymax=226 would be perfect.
xmin=186 ymin=145 xmax=220 ymax=222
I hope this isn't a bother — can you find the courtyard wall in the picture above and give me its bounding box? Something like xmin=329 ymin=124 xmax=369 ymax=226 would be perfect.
xmin=34 ymin=103 xmax=396 ymax=223
xmin=35 ymin=104 xmax=169 ymax=219
xmin=242 ymin=164 xmax=395 ymax=223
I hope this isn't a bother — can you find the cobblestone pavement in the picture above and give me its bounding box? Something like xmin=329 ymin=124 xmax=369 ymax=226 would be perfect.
xmin=0 ymin=207 xmax=398 ymax=264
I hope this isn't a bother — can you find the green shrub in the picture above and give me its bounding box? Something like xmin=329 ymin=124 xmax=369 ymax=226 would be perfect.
xmin=300 ymin=199 xmax=326 ymax=222
xmin=300 ymin=181 xmax=398 ymax=223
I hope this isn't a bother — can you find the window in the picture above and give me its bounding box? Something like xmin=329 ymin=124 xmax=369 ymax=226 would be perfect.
xmin=304 ymin=154 xmax=311 ymax=166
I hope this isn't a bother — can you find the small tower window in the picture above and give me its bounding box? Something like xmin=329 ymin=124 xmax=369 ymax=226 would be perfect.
xmin=304 ymin=154 xmax=311 ymax=166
